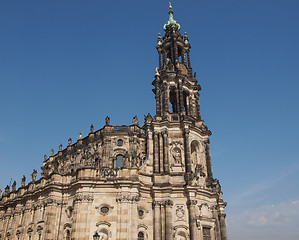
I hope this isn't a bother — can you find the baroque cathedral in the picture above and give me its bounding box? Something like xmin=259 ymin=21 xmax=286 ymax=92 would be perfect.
xmin=0 ymin=4 xmax=227 ymax=240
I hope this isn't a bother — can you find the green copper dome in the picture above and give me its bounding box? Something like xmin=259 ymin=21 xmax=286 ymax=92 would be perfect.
xmin=163 ymin=3 xmax=181 ymax=32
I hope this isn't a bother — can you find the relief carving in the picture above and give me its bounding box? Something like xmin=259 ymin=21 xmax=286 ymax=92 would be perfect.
xmin=175 ymin=205 xmax=185 ymax=221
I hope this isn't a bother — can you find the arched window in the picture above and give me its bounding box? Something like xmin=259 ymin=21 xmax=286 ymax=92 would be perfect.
xmin=114 ymin=154 xmax=124 ymax=168
xmin=170 ymin=87 xmax=178 ymax=113
xmin=65 ymin=229 xmax=71 ymax=240
xmin=138 ymin=232 xmax=145 ymax=240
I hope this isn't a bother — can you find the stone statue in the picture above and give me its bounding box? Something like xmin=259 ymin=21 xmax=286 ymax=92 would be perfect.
xmin=44 ymin=154 xmax=47 ymax=161
xmin=0 ymin=189 xmax=2 ymax=197
xmin=68 ymin=138 xmax=72 ymax=146
xmin=155 ymin=67 xmax=160 ymax=76
xmin=32 ymin=169 xmax=37 ymax=182
xmin=4 ymin=185 xmax=9 ymax=195
xmin=59 ymin=144 xmax=62 ymax=151
xmin=105 ymin=116 xmax=110 ymax=125
xmin=90 ymin=124 xmax=94 ymax=133
xmin=21 ymin=175 xmax=26 ymax=187
xmin=79 ymin=132 xmax=82 ymax=140
xmin=144 ymin=113 xmax=153 ymax=124
xmin=12 ymin=181 xmax=16 ymax=191
xmin=51 ymin=149 xmax=54 ymax=156
xmin=172 ymin=147 xmax=182 ymax=164
xmin=132 ymin=116 xmax=138 ymax=126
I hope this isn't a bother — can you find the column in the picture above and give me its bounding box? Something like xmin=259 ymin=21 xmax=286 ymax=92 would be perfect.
xmin=161 ymin=203 xmax=166 ymax=240
xmin=175 ymin=89 xmax=180 ymax=114
xmin=165 ymin=200 xmax=173 ymax=240
xmin=205 ymin=141 xmax=213 ymax=180
xmin=156 ymin=88 xmax=161 ymax=117
xmin=188 ymin=200 xmax=198 ymax=240
xmin=165 ymin=85 xmax=170 ymax=113
xmin=187 ymin=50 xmax=191 ymax=68
xmin=219 ymin=213 xmax=228 ymax=240
xmin=162 ymin=131 xmax=169 ymax=173
xmin=178 ymin=80 xmax=185 ymax=114
xmin=154 ymin=132 xmax=160 ymax=173
xmin=184 ymin=128 xmax=192 ymax=173
xmin=159 ymin=51 xmax=162 ymax=69
xmin=153 ymin=201 xmax=162 ymax=240
xmin=159 ymin=132 xmax=164 ymax=173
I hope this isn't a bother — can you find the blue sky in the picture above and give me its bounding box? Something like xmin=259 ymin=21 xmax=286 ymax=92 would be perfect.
xmin=0 ymin=1 xmax=298 ymax=239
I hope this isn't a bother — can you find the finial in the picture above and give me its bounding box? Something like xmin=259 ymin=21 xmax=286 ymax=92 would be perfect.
xmin=59 ymin=144 xmax=62 ymax=151
xmin=163 ymin=3 xmax=181 ymax=32
xmin=184 ymin=32 xmax=189 ymax=44
xmin=158 ymin=33 xmax=161 ymax=41
xmin=90 ymin=124 xmax=94 ymax=133
xmin=79 ymin=132 xmax=82 ymax=140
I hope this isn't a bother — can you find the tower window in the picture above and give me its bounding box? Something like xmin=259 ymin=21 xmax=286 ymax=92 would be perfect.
xmin=170 ymin=88 xmax=178 ymax=113
xmin=138 ymin=232 xmax=145 ymax=240
xmin=114 ymin=154 xmax=124 ymax=168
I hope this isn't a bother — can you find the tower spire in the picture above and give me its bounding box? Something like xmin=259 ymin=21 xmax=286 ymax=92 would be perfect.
xmin=163 ymin=2 xmax=181 ymax=32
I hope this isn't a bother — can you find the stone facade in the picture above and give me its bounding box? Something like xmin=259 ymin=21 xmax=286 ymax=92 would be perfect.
xmin=0 ymin=5 xmax=227 ymax=240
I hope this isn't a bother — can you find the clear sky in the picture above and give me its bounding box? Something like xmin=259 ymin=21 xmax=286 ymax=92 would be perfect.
xmin=0 ymin=1 xmax=298 ymax=239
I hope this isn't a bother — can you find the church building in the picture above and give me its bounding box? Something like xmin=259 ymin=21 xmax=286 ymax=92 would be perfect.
xmin=0 ymin=4 xmax=227 ymax=240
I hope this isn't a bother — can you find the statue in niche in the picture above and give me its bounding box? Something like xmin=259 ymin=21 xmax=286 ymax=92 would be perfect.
xmin=12 ymin=181 xmax=16 ymax=191
xmin=31 ymin=169 xmax=37 ymax=182
xmin=137 ymin=151 xmax=146 ymax=167
xmin=123 ymin=153 xmax=130 ymax=168
xmin=21 ymin=175 xmax=26 ymax=187
xmin=172 ymin=147 xmax=182 ymax=164
xmin=105 ymin=116 xmax=110 ymax=125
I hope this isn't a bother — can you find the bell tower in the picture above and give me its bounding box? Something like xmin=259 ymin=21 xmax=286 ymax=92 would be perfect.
xmin=153 ymin=3 xmax=202 ymax=122
xmin=144 ymin=4 xmax=228 ymax=240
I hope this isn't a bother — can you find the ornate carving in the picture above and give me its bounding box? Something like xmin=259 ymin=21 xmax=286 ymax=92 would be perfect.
xmin=144 ymin=113 xmax=153 ymax=124
xmin=116 ymin=194 xmax=139 ymax=203
xmin=98 ymin=168 xmax=117 ymax=178
xmin=65 ymin=206 xmax=73 ymax=218
xmin=175 ymin=205 xmax=185 ymax=221
xmin=187 ymin=200 xmax=197 ymax=206
xmin=74 ymin=194 xmax=94 ymax=203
